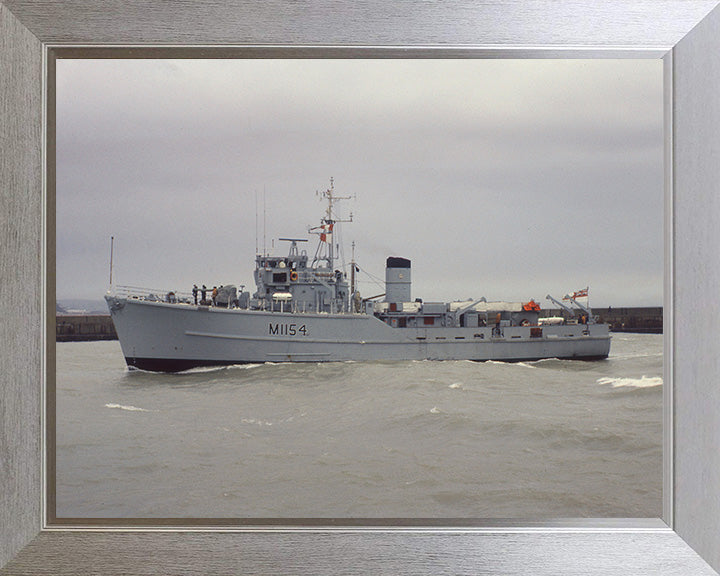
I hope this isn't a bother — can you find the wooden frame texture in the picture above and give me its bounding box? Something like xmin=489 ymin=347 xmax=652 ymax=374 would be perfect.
xmin=2 ymin=1 xmax=720 ymax=574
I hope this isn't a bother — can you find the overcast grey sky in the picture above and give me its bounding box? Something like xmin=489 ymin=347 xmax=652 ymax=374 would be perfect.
xmin=56 ymin=59 xmax=663 ymax=307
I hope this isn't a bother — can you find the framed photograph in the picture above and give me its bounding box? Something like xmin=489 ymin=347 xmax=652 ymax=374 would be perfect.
xmin=2 ymin=2 xmax=720 ymax=574
xmin=51 ymin=55 xmax=664 ymax=523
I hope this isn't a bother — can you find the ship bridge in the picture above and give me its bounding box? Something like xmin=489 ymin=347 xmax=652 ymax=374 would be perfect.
xmin=250 ymin=182 xmax=354 ymax=316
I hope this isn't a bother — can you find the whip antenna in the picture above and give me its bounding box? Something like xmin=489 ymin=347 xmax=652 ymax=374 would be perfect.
xmin=109 ymin=236 xmax=114 ymax=287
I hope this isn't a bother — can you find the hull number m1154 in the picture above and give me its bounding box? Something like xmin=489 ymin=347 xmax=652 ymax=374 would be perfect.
xmin=269 ymin=323 xmax=308 ymax=336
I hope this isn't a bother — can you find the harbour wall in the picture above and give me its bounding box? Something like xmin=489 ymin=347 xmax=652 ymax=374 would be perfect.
xmin=56 ymin=315 xmax=117 ymax=342
xmin=542 ymin=307 xmax=663 ymax=334
xmin=596 ymin=307 xmax=663 ymax=334
xmin=55 ymin=307 xmax=663 ymax=341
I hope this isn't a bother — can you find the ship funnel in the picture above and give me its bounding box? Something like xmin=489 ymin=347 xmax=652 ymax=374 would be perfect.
xmin=385 ymin=257 xmax=411 ymax=303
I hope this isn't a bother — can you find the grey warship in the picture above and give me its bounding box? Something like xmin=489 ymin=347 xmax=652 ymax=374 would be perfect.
xmin=105 ymin=180 xmax=611 ymax=372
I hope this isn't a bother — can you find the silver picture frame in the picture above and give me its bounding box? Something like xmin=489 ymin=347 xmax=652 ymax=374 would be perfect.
xmin=2 ymin=1 xmax=720 ymax=574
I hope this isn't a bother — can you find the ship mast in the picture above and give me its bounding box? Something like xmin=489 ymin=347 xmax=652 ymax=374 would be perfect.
xmin=350 ymin=241 xmax=356 ymax=296
xmin=312 ymin=177 xmax=353 ymax=268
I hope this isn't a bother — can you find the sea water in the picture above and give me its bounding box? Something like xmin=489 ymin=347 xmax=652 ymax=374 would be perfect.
xmin=55 ymin=333 xmax=662 ymax=519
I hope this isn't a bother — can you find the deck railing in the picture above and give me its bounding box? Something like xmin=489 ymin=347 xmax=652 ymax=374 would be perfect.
xmin=114 ymin=285 xmax=195 ymax=303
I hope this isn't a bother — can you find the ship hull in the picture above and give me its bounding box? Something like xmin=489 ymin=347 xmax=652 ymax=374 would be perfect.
xmin=106 ymin=296 xmax=611 ymax=372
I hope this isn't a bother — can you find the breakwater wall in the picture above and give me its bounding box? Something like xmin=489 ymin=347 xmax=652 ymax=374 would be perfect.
xmin=56 ymin=315 xmax=117 ymax=342
xmin=542 ymin=307 xmax=663 ymax=334
xmin=595 ymin=307 xmax=663 ymax=333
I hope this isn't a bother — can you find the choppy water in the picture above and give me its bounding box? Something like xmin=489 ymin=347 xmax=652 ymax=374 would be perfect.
xmin=55 ymin=333 xmax=662 ymax=519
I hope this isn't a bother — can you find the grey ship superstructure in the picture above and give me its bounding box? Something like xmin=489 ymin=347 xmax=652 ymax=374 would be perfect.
xmin=106 ymin=180 xmax=611 ymax=372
